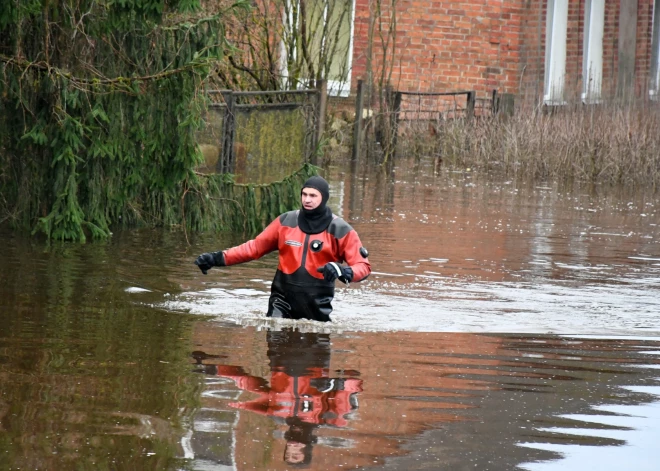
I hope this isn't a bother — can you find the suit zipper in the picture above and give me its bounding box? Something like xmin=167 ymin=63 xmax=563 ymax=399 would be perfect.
xmin=300 ymin=233 xmax=311 ymax=270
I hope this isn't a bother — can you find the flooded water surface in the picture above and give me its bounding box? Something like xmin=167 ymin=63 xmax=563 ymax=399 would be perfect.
xmin=1 ymin=156 xmax=660 ymax=470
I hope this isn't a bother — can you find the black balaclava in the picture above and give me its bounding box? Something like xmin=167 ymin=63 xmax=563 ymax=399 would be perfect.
xmin=298 ymin=176 xmax=333 ymax=234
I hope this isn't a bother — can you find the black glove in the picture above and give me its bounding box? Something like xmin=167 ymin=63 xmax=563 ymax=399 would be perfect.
xmin=317 ymin=262 xmax=353 ymax=284
xmin=194 ymin=251 xmax=225 ymax=275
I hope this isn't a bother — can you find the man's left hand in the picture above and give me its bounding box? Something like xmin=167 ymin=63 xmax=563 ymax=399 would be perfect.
xmin=317 ymin=263 xmax=353 ymax=284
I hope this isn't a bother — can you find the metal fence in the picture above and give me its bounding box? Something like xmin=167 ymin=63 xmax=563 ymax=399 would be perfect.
xmin=394 ymin=90 xmax=478 ymax=122
xmin=351 ymin=83 xmax=509 ymax=163
xmin=392 ymin=89 xmax=509 ymax=122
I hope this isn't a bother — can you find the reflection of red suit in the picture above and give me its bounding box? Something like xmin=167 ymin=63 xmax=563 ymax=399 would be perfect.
xmin=216 ymin=365 xmax=362 ymax=427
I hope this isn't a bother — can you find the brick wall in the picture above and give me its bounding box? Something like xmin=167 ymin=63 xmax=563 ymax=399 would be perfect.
xmin=637 ymin=0 xmax=656 ymax=94
xmin=515 ymin=0 xmax=545 ymax=99
xmin=352 ymin=1 xmax=526 ymax=100
xmin=602 ymin=1 xmax=619 ymax=97
xmin=351 ymin=0 xmax=658 ymax=101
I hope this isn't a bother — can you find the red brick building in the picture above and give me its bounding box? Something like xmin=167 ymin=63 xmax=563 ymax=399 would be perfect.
xmin=343 ymin=0 xmax=660 ymax=103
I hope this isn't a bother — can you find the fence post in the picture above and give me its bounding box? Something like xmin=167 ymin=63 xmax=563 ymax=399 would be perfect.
xmin=466 ymin=91 xmax=476 ymax=120
xmin=351 ymin=79 xmax=365 ymax=163
xmin=499 ymin=93 xmax=515 ymax=117
xmin=219 ymin=91 xmax=235 ymax=173
xmin=312 ymin=79 xmax=328 ymax=166
xmin=390 ymin=90 xmax=402 ymax=160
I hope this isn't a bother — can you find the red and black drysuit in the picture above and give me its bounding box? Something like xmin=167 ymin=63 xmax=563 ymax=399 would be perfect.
xmin=221 ymin=210 xmax=371 ymax=322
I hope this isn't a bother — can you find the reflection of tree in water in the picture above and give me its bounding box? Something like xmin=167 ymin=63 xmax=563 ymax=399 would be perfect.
xmin=201 ymin=329 xmax=362 ymax=467
xmin=0 ymin=235 xmax=200 ymax=471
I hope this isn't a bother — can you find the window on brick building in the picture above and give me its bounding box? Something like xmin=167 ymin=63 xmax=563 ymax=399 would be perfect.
xmin=280 ymin=0 xmax=355 ymax=97
xmin=582 ymin=0 xmax=605 ymax=103
xmin=325 ymin=0 xmax=355 ymax=97
xmin=544 ymin=0 xmax=569 ymax=105
xmin=651 ymin=0 xmax=660 ymax=99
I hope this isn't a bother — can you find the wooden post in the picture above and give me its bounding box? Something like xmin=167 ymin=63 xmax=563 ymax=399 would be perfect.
xmin=312 ymin=79 xmax=327 ymax=166
xmin=390 ymin=90 xmax=402 ymax=160
xmin=219 ymin=91 xmax=235 ymax=173
xmin=351 ymin=80 xmax=365 ymax=163
xmin=499 ymin=93 xmax=515 ymax=117
xmin=466 ymin=91 xmax=476 ymax=120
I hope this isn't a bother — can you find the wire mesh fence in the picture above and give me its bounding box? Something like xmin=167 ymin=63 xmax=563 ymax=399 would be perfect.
xmin=197 ymin=89 xmax=322 ymax=184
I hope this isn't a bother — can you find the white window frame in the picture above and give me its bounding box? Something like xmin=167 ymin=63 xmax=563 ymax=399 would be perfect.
xmin=582 ymin=0 xmax=605 ymax=103
xmin=651 ymin=0 xmax=660 ymax=99
xmin=544 ymin=0 xmax=569 ymax=105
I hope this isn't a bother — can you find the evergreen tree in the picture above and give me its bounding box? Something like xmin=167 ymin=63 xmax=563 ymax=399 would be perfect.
xmin=0 ymin=0 xmax=315 ymax=241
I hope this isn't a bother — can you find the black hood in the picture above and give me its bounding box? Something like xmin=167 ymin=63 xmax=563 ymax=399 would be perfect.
xmin=298 ymin=176 xmax=333 ymax=234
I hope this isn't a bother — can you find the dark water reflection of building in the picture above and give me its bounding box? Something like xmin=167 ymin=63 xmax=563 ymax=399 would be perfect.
xmin=188 ymin=324 xmax=660 ymax=471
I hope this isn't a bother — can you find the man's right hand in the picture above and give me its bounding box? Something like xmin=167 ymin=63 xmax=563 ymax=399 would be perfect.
xmin=317 ymin=262 xmax=353 ymax=284
xmin=195 ymin=252 xmax=225 ymax=275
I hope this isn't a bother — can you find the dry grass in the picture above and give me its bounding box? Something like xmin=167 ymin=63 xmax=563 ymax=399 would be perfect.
xmin=396 ymin=99 xmax=660 ymax=187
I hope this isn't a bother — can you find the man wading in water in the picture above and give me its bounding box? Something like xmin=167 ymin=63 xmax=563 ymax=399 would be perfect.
xmin=195 ymin=176 xmax=371 ymax=322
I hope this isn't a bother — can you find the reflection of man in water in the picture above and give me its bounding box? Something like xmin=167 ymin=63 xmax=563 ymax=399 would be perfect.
xmin=283 ymin=417 xmax=317 ymax=465
xmin=203 ymin=329 xmax=362 ymax=466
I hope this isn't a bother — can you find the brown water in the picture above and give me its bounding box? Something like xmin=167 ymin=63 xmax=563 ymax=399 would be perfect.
xmin=1 ymin=156 xmax=660 ymax=470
